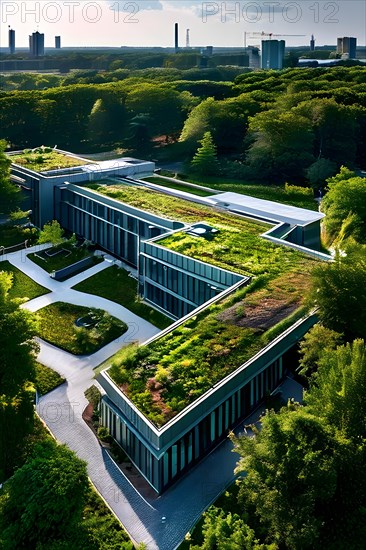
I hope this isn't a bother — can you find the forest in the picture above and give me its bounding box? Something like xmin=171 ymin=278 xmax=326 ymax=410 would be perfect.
xmin=0 ymin=65 xmax=365 ymax=188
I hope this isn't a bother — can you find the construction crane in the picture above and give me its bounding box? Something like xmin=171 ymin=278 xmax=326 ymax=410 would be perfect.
xmin=244 ymin=31 xmax=305 ymax=47
xmin=186 ymin=28 xmax=190 ymax=48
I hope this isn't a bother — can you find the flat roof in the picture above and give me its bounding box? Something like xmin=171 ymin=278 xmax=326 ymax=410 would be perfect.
xmin=81 ymin=158 xmax=152 ymax=172
xmin=207 ymin=192 xmax=324 ymax=226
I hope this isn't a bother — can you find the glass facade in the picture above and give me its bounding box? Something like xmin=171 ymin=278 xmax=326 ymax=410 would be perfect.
xmin=101 ymin=357 xmax=283 ymax=493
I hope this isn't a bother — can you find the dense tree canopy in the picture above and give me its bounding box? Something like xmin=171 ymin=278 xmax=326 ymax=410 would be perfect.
xmin=1 ymin=66 xmax=365 ymax=182
xmin=321 ymin=167 xmax=366 ymax=245
xmin=0 ymin=271 xmax=38 ymax=481
xmin=0 ymin=139 xmax=20 ymax=215
xmin=308 ymin=247 xmax=366 ymax=340
xmin=0 ymin=440 xmax=89 ymax=549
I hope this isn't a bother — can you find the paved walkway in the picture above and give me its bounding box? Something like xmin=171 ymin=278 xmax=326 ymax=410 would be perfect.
xmin=1 ymin=246 xmax=305 ymax=550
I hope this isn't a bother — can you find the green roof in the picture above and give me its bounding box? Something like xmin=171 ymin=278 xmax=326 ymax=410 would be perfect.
xmin=88 ymin=183 xmax=315 ymax=427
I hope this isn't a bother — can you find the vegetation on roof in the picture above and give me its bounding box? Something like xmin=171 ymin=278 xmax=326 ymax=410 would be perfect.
xmin=95 ymin=184 xmax=315 ymax=426
xmin=109 ymin=272 xmax=309 ymax=427
xmin=10 ymin=148 xmax=89 ymax=172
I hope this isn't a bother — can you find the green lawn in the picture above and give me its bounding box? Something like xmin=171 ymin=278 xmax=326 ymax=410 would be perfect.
xmin=143 ymin=176 xmax=213 ymax=197
xmin=73 ymin=266 xmax=172 ymax=330
xmin=34 ymin=362 xmax=65 ymax=395
xmin=37 ymin=302 xmax=128 ymax=355
xmin=172 ymin=173 xmax=318 ymax=211
xmin=28 ymin=243 xmax=101 ymax=275
xmin=10 ymin=149 xmax=90 ymax=172
xmin=0 ymin=260 xmax=49 ymax=301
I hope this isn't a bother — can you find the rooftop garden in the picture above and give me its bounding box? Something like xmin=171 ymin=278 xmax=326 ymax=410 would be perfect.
xmin=89 ymin=184 xmax=316 ymax=427
xmin=10 ymin=147 xmax=90 ymax=172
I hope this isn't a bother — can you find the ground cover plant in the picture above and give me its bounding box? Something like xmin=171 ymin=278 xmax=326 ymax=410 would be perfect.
xmin=72 ymin=265 xmax=171 ymax=330
xmin=28 ymin=242 xmax=101 ymax=274
xmin=37 ymin=302 xmax=127 ymax=355
xmin=143 ymin=176 xmax=213 ymax=197
xmin=34 ymin=362 xmax=65 ymax=395
xmin=10 ymin=147 xmax=90 ymax=172
xmin=0 ymin=260 xmax=49 ymax=301
xmin=176 ymin=173 xmax=318 ymax=211
xmin=93 ymin=185 xmax=315 ymax=425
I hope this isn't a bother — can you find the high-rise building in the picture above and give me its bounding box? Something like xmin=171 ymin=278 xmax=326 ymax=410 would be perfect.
xmin=29 ymin=31 xmax=45 ymax=57
xmin=261 ymin=40 xmax=285 ymax=69
xmin=55 ymin=36 xmax=61 ymax=49
xmin=310 ymin=34 xmax=315 ymax=51
xmin=337 ymin=36 xmax=357 ymax=59
xmin=174 ymin=23 xmax=179 ymax=52
xmin=8 ymin=28 xmax=15 ymax=54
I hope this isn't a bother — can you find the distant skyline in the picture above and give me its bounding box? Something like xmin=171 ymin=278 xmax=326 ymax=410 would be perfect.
xmin=0 ymin=1 xmax=365 ymax=49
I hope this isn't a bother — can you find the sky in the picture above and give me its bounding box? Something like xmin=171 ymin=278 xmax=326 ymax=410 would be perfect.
xmin=0 ymin=0 xmax=365 ymax=49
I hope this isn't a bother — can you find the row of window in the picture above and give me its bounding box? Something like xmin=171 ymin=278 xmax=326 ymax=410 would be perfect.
xmin=144 ymin=258 xmax=221 ymax=307
xmin=143 ymin=242 xmax=242 ymax=287
xmin=101 ymin=358 xmax=283 ymax=493
xmin=66 ymin=192 xmax=164 ymax=238
xmin=144 ymin=282 xmax=196 ymax=319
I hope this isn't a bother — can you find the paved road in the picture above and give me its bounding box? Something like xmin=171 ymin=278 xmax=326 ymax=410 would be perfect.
xmin=2 ymin=246 xmax=304 ymax=549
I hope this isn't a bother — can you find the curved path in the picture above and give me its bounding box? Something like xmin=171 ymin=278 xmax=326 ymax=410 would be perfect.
xmin=1 ymin=245 xmax=304 ymax=549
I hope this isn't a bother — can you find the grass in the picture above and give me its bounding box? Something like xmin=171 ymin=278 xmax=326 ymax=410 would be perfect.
xmin=0 ymin=225 xmax=38 ymax=249
xmin=36 ymin=302 xmax=128 ymax=355
xmin=72 ymin=265 xmax=172 ymax=330
xmin=0 ymin=260 xmax=49 ymax=301
xmin=108 ymin=273 xmax=312 ymax=427
xmin=28 ymin=243 xmax=101 ymax=275
xmin=143 ymin=176 xmax=213 ymax=197
xmin=10 ymin=149 xmax=90 ymax=172
xmin=86 ymin=183 xmax=316 ymax=426
xmin=173 ymin=173 xmax=319 ymax=211
xmin=34 ymin=362 xmax=65 ymax=395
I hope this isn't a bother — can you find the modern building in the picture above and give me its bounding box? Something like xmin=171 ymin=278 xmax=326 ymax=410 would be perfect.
xmin=310 ymin=34 xmax=315 ymax=51
xmin=9 ymin=149 xmax=329 ymax=493
xmin=55 ymin=36 xmax=61 ymax=49
xmin=29 ymin=31 xmax=45 ymax=57
xmin=261 ymin=39 xmax=285 ymax=69
xmin=174 ymin=23 xmax=179 ymax=52
xmin=8 ymin=28 xmax=15 ymax=54
xmin=337 ymin=36 xmax=357 ymax=59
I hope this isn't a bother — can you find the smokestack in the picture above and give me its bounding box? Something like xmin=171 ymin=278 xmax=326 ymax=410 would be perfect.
xmin=175 ymin=22 xmax=178 ymax=52
xmin=310 ymin=34 xmax=315 ymax=51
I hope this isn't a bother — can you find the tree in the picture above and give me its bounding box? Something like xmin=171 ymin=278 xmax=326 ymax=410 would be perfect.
xmin=305 ymin=339 xmax=366 ymax=442
xmin=0 ymin=139 xmax=21 ymax=215
xmin=0 ymin=440 xmax=89 ymax=549
xmin=232 ymin=404 xmax=344 ymax=549
xmin=38 ymin=220 xmax=64 ymax=246
xmin=295 ymin=98 xmax=359 ymax=167
xmin=191 ymin=131 xmax=219 ymax=176
xmin=190 ymin=507 xmax=269 ymax=550
xmin=321 ymin=167 xmax=366 ymax=244
xmin=246 ymin=110 xmax=314 ymax=182
xmin=306 ymin=157 xmax=337 ymax=191
xmin=0 ymin=271 xmax=38 ymax=481
xmin=298 ymin=323 xmax=342 ymax=378
xmin=308 ymin=247 xmax=366 ymax=340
